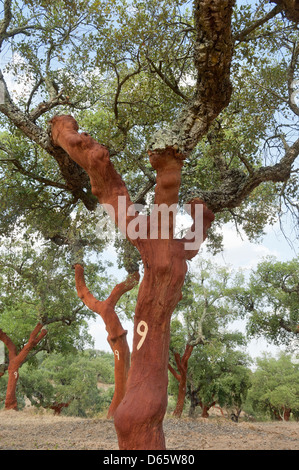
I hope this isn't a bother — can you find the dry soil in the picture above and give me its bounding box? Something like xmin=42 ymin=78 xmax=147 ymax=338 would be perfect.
xmin=0 ymin=409 xmax=298 ymax=451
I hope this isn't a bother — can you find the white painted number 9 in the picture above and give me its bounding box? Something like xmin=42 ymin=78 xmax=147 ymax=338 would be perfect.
xmin=136 ymin=321 xmax=148 ymax=350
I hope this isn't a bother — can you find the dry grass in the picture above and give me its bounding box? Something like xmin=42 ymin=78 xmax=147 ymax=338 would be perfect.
xmin=0 ymin=408 xmax=298 ymax=450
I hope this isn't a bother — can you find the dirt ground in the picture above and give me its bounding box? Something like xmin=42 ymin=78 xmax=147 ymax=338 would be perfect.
xmin=0 ymin=409 xmax=298 ymax=451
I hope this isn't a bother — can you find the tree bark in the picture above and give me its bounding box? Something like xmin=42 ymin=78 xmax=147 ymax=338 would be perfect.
xmin=200 ymin=400 xmax=216 ymax=418
xmin=50 ymin=116 xmax=214 ymax=449
xmin=148 ymin=0 xmax=235 ymax=156
xmin=188 ymin=387 xmax=200 ymax=417
xmin=283 ymin=408 xmax=291 ymax=421
xmin=114 ymin=238 xmax=188 ymax=449
xmin=270 ymin=0 xmax=299 ymax=22
xmin=0 ymin=323 xmax=47 ymax=410
xmin=74 ymin=264 xmax=139 ymax=418
xmin=168 ymin=344 xmax=194 ymax=418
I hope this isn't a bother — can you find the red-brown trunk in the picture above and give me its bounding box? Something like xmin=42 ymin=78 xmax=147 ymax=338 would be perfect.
xmin=74 ymin=265 xmax=138 ymax=418
xmin=173 ymin=372 xmax=187 ymax=418
xmin=107 ymin=333 xmax=131 ymax=418
xmin=50 ymin=402 xmax=70 ymax=415
xmin=201 ymin=405 xmax=210 ymax=418
xmin=169 ymin=344 xmax=194 ymax=418
xmin=1 ymin=324 xmax=47 ymax=411
xmin=284 ymin=408 xmax=291 ymax=421
xmin=114 ymin=239 xmax=188 ymax=449
xmin=50 ymin=116 xmax=215 ymax=450
xmin=200 ymin=401 xmax=216 ymax=418
xmin=5 ymin=362 xmax=19 ymax=411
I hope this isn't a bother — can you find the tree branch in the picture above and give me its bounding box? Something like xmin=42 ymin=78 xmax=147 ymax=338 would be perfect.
xmin=191 ymin=137 xmax=299 ymax=213
xmin=74 ymin=264 xmax=135 ymax=343
xmin=49 ymin=115 xmax=138 ymax=240
xmin=149 ymin=0 xmax=235 ymax=156
xmin=0 ymin=71 xmax=96 ymax=210
xmin=0 ymin=328 xmax=17 ymax=360
xmin=234 ymin=5 xmax=283 ymax=43
xmin=147 ymin=57 xmax=188 ymax=101
xmin=0 ymin=146 xmax=68 ymax=190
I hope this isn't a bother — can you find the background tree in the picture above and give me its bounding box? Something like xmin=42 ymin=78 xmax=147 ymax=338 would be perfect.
xmin=0 ymin=234 xmax=97 ymax=410
xmin=0 ymin=0 xmax=299 ymax=449
xmin=168 ymin=259 xmax=240 ymax=417
xmin=74 ymin=261 xmax=139 ymax=417
xmin=246 ymin=352 xmax=299 ymax=421
xmin=12 ymin=350 xmax=115 ymax=417
xmin=234 ymin=256 xmax=299 ymax=348
xmin=184 ymin=339 xmax=252 ymax=419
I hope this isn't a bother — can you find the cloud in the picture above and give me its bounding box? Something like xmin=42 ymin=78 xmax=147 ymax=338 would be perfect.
xmin=2 ymin=52 xmax=36 ymax=103
xmin=199 ymin=222 xmax=288 ymax=272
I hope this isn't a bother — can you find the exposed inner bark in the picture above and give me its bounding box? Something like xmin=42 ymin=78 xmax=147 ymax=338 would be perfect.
xmin=200 ymin=400 xmax=216 ymax=418
xmin=0 ymin=323 xmax=47 ymax=410
xmin=74 ymin=264 xmax=139 ymax=417
xmin=50 ymin=114 xmax=215 ymax=449
xmin=168 ymin=344 xmax=194 ymax=418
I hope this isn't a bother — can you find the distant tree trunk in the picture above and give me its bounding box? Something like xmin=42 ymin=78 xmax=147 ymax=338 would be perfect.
xmin=283 ymin=408 xmax=291 ymax=421
xmin=199 ymin=400 xmax=216 ymax=418
xmin=74 ymin=264 xmax=139 ymax=418
xmin=270 ymin=405 xmax=283 ymax=421
xmin=49 ymin=401 xmax=71 ymax=415
xmin=168 ymin=344 xmax=194 ymax=417
xmin=213 ymin=405 xmax=226 ymax=417
xmin=188 ymin=386 xmax=201 ymax=417
xmin=0 ymin=324 xmax=47 ymax=410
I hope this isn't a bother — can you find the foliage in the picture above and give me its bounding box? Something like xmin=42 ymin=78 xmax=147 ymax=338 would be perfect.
xmin=0 ymin=349 xmax=115 ymax=416
xmin=170 ymin=258 xmax=242 ymax=354
xmin=182 ymin=339 xmax=252 ymax=416
xmin=168 ymin=259 xmax=252 ymax=415
xmin=0 ymin=232 xmax=106 ymax=360
xmin=246 ymin=352 xmax=299 ymax=420
xmin=234 ymin=256 xmax=299 ymax=348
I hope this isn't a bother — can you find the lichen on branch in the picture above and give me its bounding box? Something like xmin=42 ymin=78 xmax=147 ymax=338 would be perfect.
xmin=149 ymin=0 xmax=235 ymax=156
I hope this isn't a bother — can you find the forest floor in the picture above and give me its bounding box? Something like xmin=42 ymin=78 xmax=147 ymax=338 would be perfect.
xmin=0 ymin=409 xmax=298 ymax=451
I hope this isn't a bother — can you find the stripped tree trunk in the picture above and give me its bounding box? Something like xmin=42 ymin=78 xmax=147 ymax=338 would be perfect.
xmin=168 ymin=344 xmax=194 ymax=418
xmin=0 ymin=324 xmax=47 ymax=410
xmin=49 ymin=118 xmax=214 ymax=449
xmin=74 ymin=264 xmax=139 ymax=417
xmin=200 ymin=401 xmax=216 ymax=418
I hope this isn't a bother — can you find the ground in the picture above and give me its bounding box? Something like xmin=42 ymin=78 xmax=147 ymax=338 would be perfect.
xmin=0 ymin=409 xmax=298 ymax=450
